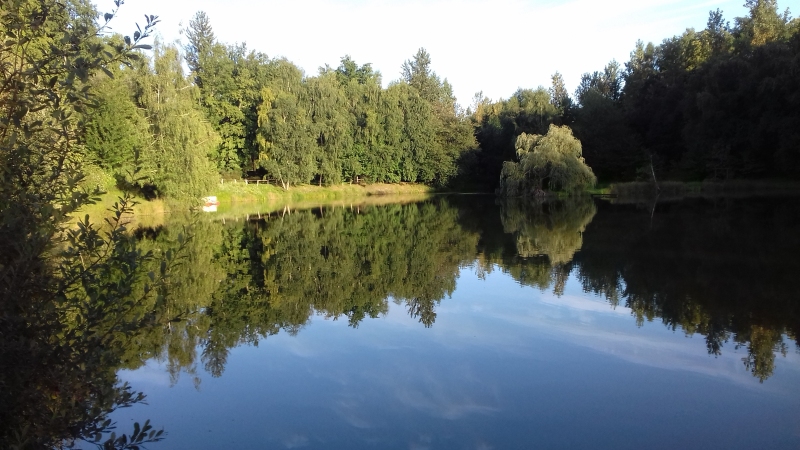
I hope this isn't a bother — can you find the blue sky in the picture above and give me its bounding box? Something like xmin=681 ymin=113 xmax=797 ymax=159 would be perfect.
xmin=105 ymin=0 xmax=767 ymax=105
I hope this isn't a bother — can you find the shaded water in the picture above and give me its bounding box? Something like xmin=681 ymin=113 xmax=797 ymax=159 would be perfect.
xmin=22 ymin=196 xmax=800 ymax=448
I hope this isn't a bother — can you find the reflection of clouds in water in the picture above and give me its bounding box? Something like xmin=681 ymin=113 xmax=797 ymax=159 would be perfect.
xmin=282 ymin=434 xmax=309 ymax=448
xmin=117 ymin=363 xmax=171 ymax=388
xmin=409 ymin=434 xmax=432 ymax=450
xmin=425 ymin=271 xmax=800 ymax=392
xmin=388 ymin=365 xmax=499 ymax=420
xmin=331 ymin=395 xmax=372 ymax=429
xmin=394 ymin=385 xmax=498 ymax=420
xmin=281 ymin=336 xmax=321 ymax=359
xmin=532 ymin=292 xmax=797 ymax=390
xmin=539 ymin=293 xmax=630 ymax=317
xmin=321 ymin=358 xmax=498 ymax=429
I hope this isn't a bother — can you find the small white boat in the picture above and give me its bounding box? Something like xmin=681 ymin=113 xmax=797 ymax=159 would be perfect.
xmin=202 ymin=196 xmax=220 ymax=206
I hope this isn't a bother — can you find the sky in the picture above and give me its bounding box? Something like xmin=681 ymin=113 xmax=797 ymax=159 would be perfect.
xmin=104 ymin=0 xmax=770 ymax=106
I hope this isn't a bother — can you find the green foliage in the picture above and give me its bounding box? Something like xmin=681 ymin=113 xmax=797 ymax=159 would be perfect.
xmin=575 ymin=60 xmax=623 ymax=105
xmin=160 ymin=21 xmax=478 ymax=189
xmin=467 ymin=1 xmax=798 ymax=186
xmin=736 ymin=0 xmax=793 ymax=48
xmin=498 ymin=125 xmax=596 ymax=196
xmin=0 ymin=0 xmax=170 ymax=447
xmin=133 ymin=43 xmax=219 ymax=198
xmin=401 ymin=48 xmax=441 ymax=104
xmin=549 ymin=72 xmax=571 ymax=114
xmin=617 ymin=0 xmax=800 ymax=180
xmin=571 ymin=89 xmax=642 ymax=181
xmin=307 ymin=71 xmax=353 ymax=185
xmin=468 ymin=88 xmax=561 ymax=190
xmin=184 ymin=11 xmax=215 ymax=87
xmin=255 ymin=69 xmax=316 ymax=189
xmin=83 ymin=63 xmax=149 ymax=176
xmin=242 ymin=48 xmax=473 ymax=188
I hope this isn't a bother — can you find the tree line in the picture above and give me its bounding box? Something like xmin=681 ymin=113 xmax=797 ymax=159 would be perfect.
xmin=83 ymin=10 xmax=476 ymax=198
xmin=468 ymin=0 xmax=800 ymax=192
xmin=77 ymin=1 xmax=800 ymax=199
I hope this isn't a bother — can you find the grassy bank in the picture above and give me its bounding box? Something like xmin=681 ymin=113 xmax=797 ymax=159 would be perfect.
xmin=75 ymin=188 xmax=168 ymax=219
xmin=73 ymin=183 xmax=435 ymax=228
xmin=212 ymin=182 xmax=434 ymax=205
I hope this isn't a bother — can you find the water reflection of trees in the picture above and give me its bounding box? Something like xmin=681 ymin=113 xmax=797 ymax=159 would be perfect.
xmin=462 ymin=197 xmax=596 ymax=296
xmin=468 ymin=196 xmax=800 ymax=382
xmin=123 ymin=200 xmax=481 ymax=379
xmin=569 ymin=198 xmax=800 ymax=382
xmin=500 ymin=197 xmax=596 ymax=264
xmin=84 ymin=197 xmax=800 ymax=393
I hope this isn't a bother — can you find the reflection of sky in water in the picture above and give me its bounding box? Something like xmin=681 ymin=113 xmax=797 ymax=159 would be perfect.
xmin=116 ymin=268 xmax=800 ymax=450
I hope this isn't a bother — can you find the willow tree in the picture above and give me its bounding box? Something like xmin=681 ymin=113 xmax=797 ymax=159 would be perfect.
xmin=498 ymin=125 xmax=596 ymax=196
xmin=134 ymin=43 xmax=219 ymax=198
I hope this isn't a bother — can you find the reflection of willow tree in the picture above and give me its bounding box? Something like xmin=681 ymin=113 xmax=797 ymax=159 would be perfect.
xmin=500 ymin=196 xmax=596 ymax=264
xmin=571 ymin=199 xmax=800 ymax=382
xmin=123 ymin=200 xmax=480 ymax=379
xmin=118 ymin=219 xmax=227 ymax=385
xmin=495 ymin=197 xmax=596 ymax=295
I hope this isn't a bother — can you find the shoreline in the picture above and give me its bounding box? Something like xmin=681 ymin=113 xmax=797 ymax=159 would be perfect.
xmin=75 ymin=179 xmax=800 ymax=227
xmin=75 ymin=182 xmax=438 ymax=228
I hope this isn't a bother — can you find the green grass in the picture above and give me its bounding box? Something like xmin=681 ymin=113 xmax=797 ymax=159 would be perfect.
xmin=212 ymin=182 xmax=434 ymax=205
xmin=72 ymin=182 xmax=436 ymax=229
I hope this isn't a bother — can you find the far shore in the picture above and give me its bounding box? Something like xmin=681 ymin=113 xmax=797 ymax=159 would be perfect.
xmin=74 ymin=179 xmax=800 ymax=229
xmin=74 ymin=182 xmax=437 ymax=229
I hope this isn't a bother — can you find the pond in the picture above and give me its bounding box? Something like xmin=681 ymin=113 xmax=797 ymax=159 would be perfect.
xmin=107 ymin=195 xmax=800 ymax=449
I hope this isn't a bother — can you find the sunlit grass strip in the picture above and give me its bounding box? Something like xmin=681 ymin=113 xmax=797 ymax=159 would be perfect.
xmin=212 ymin=182 xmax=435 ymax=204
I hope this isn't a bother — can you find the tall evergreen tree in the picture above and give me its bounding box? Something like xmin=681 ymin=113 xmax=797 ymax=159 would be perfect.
xmin=83 ymin=64 xmax=149 ymax=176
xmin=549 ymin=72 xmax=570 ymax=112
xmin=184 ymin=11 xmax=216 ymax=88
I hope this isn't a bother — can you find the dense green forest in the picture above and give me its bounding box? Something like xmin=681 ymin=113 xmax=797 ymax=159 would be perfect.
xmin=76 ymin=0 xmax=800 ymax=198
xmin=84 ymin=10 xmax=476 ymax=197
xmin=468 ymin=0 xmax=800 ymax=190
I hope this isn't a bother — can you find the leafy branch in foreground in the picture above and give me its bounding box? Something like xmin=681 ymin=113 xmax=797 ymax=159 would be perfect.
xmin=0 ymin=1 xmax=175 ymax=449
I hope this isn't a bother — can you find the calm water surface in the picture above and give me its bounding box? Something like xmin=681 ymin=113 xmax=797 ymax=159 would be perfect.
xmin=112 ymin=196 xmax=800 ymax=449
